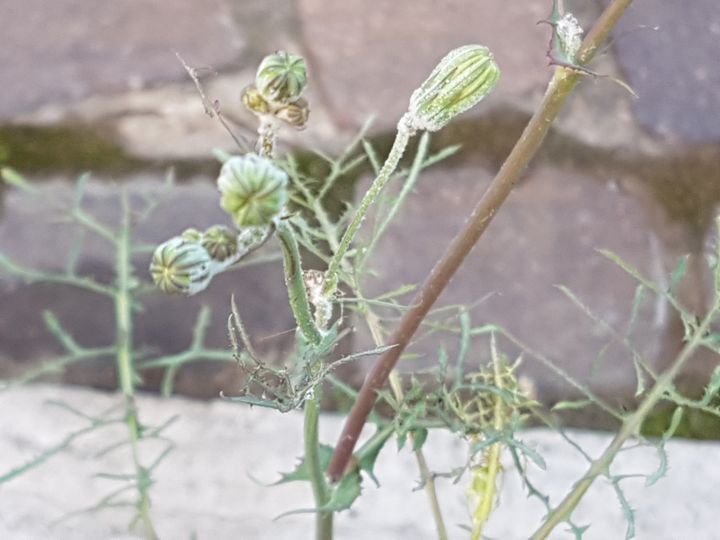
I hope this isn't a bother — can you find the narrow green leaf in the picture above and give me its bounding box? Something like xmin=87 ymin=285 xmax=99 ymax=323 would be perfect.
xmin=552 ymin=399 xmax=593 ymax=411
xmin=626 ymin=284 xmax=646 ymax=338
xmin=663 ymin=407 xmax=684 ymax=442
xmin=411 ymin=428 xmax=429 ymax=452
xmin=1 ymin=167 xmax=37 ymax=193
xmin=632 ymin=356 xmax=646 ymax=397
xmin=668 ymin=255 xmax=688 ymax=297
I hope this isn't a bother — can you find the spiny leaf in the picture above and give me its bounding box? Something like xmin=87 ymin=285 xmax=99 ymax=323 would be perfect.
xmin=274 ymin=444 xmax=334 ymax=484
xmin=411 ymin=428 xmax=429 ymax=452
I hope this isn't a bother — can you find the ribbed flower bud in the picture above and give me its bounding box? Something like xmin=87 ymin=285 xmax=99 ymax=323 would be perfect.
xmin=218 ymin=154 xmax=289 ymax=227
xmin=181 ymin=227 xmax=202 ymax=243
xmin=149 ymin=237 xmax=212 ymax=296
xmin=255 ymin=51 xmax=308 ymax=105
xmin=407 ymin=45 xmax=500 ymax=132
xmin=201 ymin=225 xmax=238 ymax=262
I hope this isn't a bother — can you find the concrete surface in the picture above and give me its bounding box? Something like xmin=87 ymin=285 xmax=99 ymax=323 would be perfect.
xmin=1 ymin=384 xmax=719 ymax=539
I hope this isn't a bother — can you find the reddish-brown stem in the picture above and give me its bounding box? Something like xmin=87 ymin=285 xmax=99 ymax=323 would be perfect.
xmin=327 ymin=0 xmax=635 ymax=483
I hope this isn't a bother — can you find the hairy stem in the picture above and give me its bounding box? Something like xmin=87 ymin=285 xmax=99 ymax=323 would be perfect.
xmin=116 ymin=190 xmax=158 ymax=540
xmin=275 ymin=219 xmax=323 ymax=345
xmin=530 ymin=301 xmax=717 ymax=538
xmin=305 ymin=387 xmax=333 ymax=540
xmin=327 ymin=0 xmax=636 ymax=483
xmin=324 ymin=120 xmax=413 ymax=296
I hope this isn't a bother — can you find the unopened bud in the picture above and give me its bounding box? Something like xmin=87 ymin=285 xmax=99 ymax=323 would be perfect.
xmin=150 ymin=237 xmax=212 ymax=296
xmin=201 ymin=225 xmax=238 ymax=262
xmin=407 ymin=45 xmax=500 ymax=132
xmin=218 ymin=154 xmax=288 ymax=227
xmin=256 ymin=51 xmax=308 ymax=105
xmin=181 ymin=227 xmax=202 ymax=243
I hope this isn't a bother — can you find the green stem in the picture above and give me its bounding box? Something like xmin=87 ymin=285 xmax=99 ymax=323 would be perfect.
xmin=305 ymin=387 xmax=333 ymax=540
xmin=275 ymin=219 xmax=323 ymax=345
xmin=115 ymin=189 xmax=158 ymax=540
xmin=324 ymin=121 xmax=413 ymax=296
xmin=530 ymin=302 xmax=717 ymax=539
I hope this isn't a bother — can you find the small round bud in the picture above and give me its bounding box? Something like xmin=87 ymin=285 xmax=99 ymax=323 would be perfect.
xmin=256 ymin=51 xmax=308 ymax=105
xmin=150 ymin=237 xmax=212 ymax=296
xmin=407 ymin=45 xmax=500 ymax=132
xmin=273 ymin=98 xmax=310 ymax=129
xmin=201 ymin=225 xmax=238 ymax=262
xmin=241 ymin=85 xmax=273 ymax=115
xmin=181 ymin=227 xmax=202 ymax=243
xmin=217 ymin=154 xmax=289 ymax=227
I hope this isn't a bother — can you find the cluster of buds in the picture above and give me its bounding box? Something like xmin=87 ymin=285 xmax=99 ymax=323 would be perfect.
xmin=150 ymin=224 xmax=270 ymax=296
xmin=241 ymin=51 xmax=310 ymax=130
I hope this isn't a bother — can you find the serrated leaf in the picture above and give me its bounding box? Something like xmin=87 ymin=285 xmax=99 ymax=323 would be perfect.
xmin=274 ymin=444 xmax=334 ymax=484
xmin=508 ymin=437 xmax=546 ymax=470
xmin=356 ymin=426 xmax=393 ymax=486
xmin=321 ymin=468 xmax=362 ymax=511
xmin=411 ymin=428 xmax=429 ymax=452
xmin=274 ymin=468 xmax=363 ymax=518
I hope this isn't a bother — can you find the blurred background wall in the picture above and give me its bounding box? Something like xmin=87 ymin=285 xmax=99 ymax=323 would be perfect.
xmin=1 ymin=0 xmax=719 ymax=418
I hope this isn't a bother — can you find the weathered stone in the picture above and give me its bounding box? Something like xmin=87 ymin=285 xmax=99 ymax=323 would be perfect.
xmin=610 ymin=0 xmax=720 ymax=142
xmin=298 ymin=0 xmax=552 ymax=131
xmin=0 ymin=0 xmax=243 ymax=120
xmin=1 ymin=384 xmax=719 ymax=538
xmin=297 ymin=0 xmax=648 ymax=150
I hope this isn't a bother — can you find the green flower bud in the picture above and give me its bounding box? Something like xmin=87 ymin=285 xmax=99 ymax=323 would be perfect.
xmin=181 ymin=227 xmax=202 ymax=243
xmin=201 ymin=225 xmax=238 ymax=262
xmin=256 ymin=51 xmax=308 ymax=105
xmin=407 ymin=45 xmax=500 ymax=132
xmin=150 ymin=237 xmax=212 ymax=296
xmin=217 ymin=154 xmax=289 ymax=227
xmin=273 ymin=98 xmax=310 ymax=129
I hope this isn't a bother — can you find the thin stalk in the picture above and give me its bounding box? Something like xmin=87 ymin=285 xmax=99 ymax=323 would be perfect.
xmin=367 ymin=309 xmax=449 ymax=540
xmin=305 ymin=387 xmax=333 ymax=540
xmin=307 ymin=155 xmax=449 ymax=538
xmin=469 ymin=335 xmax=505 ymax=540
xmin=275 ymin=219 xmax=323 ymax=345
xmin=530 ymin=301 xmax=718 ymax=539
xmin=327 ymin=0 xmax=635 ymax=482
xmin=324 ymin=121 xmax=413 ymax=296
xmin=115 ymin=189 xmax=158 ymax=540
